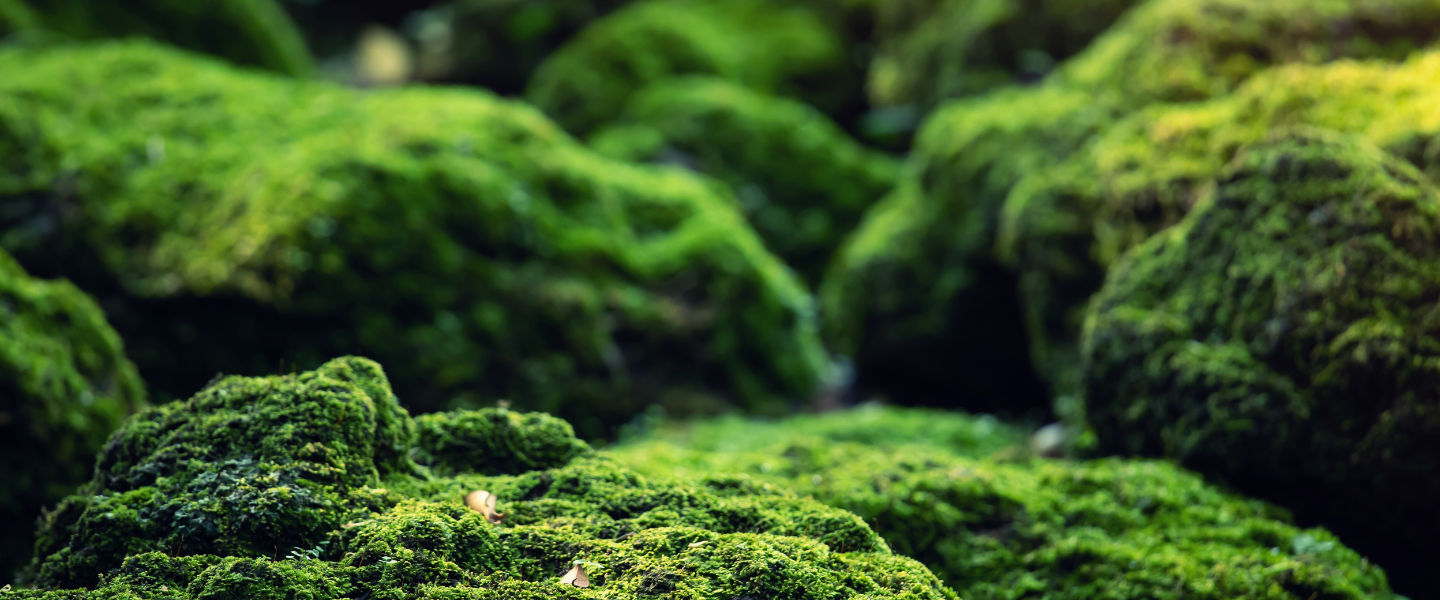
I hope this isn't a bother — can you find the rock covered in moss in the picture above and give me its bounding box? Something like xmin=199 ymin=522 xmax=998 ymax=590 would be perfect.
xmin=1081 ymin=132 xmax=1440 ymax=594
xmin=412 ymin=409 xmax=592 ymax=476
xmin=16 ymin=358 xmax=955 ymax=600
xmin=611 ymin=406 xmax=1397 ymax=599
xmin=0 ymin=41 xmax=829 ymax=439
xmin=524 ymin=0 xmax=849 ymax=135
xmin=591 ymin=77 xmax=900 ymax=283
xmin=867 ymin=0 xmax=1139 ymax=111
xmin=1 ymin=0 xmax=313 ymax=75
xmin=0 ymin=249 xmax=145 ymax=579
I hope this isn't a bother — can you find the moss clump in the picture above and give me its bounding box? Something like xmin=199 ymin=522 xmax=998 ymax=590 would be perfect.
xmin=412 ymin=409 xmax=593 ymax=477
xmin=1081 ymin=131 xmax=1440 ymax=594
xmin=612 ymin=406 xmax=1397 ymax=599
xmin=0 ymin=249 xmax=145 ymax=579
xmin=867 ymin=0 xmax=1139 ymax=110
xmin=2 ymin=0 xmax=313 ymax=76
xmin=524 ymin=0 xmax=847 ymax=135
xmin=16 ymin=358 xmax=955 ymax=600
xmin=0 ymin=41 xmax=829 ymax=439
xmin=592 ymin=77 xmax=901 ymax=283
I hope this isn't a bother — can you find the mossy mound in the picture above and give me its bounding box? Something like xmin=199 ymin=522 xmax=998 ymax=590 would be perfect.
xmin=0 ymin=41 xmax=830 ymax=439
xmin=0 ymin=249 xmax=145 ymax=579
xmin=1081 ymin=131 xmax=1440 ymax=594
xmin=524 ymin=0 xmax=848 ymax=136
xmin=591 ymin=77 xmax=900 ymax=283
xmin=0 ymin=0 xmax=313 ymax=76
xmin=867 ymin=0 xmax=1139 ymax=110
xmin=611 ymin=406 xmax=1396 ymax=599
xmin=15 ymin=357 xmax=955 ymax=600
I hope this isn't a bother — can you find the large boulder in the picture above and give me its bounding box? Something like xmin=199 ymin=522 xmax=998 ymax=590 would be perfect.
xmin=612 ymin=406 xmax=1397 ymax=599
xmin=1081 ymin=132 xmax=1440 ymax=594
xmin=14 ymin=357 xmax=954 ymax=600
xmin=0 ymin=249 xmax=145 ymax=578
xmin=0 ymin=41 xmax=830 ymax=440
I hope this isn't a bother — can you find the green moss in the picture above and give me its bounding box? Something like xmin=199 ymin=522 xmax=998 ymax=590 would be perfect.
xmin=5 ymin=0 xmax=314 ymax=76
xmin=0 ymin=0 xmax=35 ymax=33
xmin=524 ymin=0 xmax=848 ymax=135
xmin=867 ymin=0 xmax=1140 ymax=110
xmin=1081 ymin=131 xmax=1440 ymax=594
xmin=591 ymin=78 xmax=901 ymax=283
xmin=413 ymin=409 xmax=594 ymax=477
xmin=438 ymin=0 xmax=630 ymax=93
xmin=0 ymin=41 xmax=829 ymax=440
xmin=16 ymin=359 xmax=955 ymax=600
xmin=0 ymin=248 xmax=145 ymax=579
xmin=611 ymin=407 xmax=1397 ymax=599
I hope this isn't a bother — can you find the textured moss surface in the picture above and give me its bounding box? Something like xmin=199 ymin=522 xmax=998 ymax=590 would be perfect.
xmin=4 ymin=0 xmax=314 ymax=75
xmin=868 ymin=0 xmax=1139 ymax=110
xmin=827 ymin=0 xmax=1440 ymax=412
xmin=0 ymin=41 xmax=830 ymax=439
xmin=525 ymin=0 xmax=848 ymax=135
xmin=1081 ymin=132 xmax=1440 ymax=594
xmin=0 ymin=249 xmax=145 ymax=579
xmin=14 ymin=358 xmax=955 ymax=600
xmin=612 ymin=406 xmax=1396 ymax=599
xmin=592 ymin=78 xmax=900 ymax=283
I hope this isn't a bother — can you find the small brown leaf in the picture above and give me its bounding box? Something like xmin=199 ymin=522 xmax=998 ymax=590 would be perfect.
xmin=560 ymin=564 xmax=591 ymax=588
xmin=465 ymin=490 xmax=505 ymax=524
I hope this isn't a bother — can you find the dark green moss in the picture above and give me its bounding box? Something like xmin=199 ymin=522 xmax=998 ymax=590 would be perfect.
xmin=439 ymin=0 xmax=629 ymax=93
xmin=524 ymin=0 xmax=848 ymax=135
xmin=15 ymin=359 xmax=955 ymax=600
xmin=591 ymin=77 xmax=900 ymax=283
xmin=0 ymin=248 xmax=145 ymax=579
xmin=4 ymin=0 xmax=314 ymax=76
xmin=413 ymin=408 xmax=593 ymax=476
xmin=0 ymin=41 xmax=829 ymax=440
xmin=1082 ymin=131 xmax=1440 ymax=595
xmin=612 ymin=407 xmax=1398 ymax=599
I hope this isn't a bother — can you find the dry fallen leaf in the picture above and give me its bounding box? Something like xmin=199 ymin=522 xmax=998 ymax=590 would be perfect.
xmin=560 ymin=564 xmax=591 ymax=588
xmin=465 ymin=490 xmax=505 ymax=524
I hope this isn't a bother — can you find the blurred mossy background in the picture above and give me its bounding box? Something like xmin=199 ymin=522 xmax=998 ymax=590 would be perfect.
xmin=1 ymin=0 xmax=1438 ymax=598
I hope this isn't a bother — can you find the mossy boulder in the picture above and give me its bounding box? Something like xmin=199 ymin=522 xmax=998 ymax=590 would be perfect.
xmin=15 ymin=357 xmax=955 ymax=600
xmin=0 ymin=41 xmax=829 ymax=439
xmin=1081 ymin=131 xmax=1440 ymax=595
xmin=867 ymin=0 xmax=1139 ymax=111
xmin=826 ymin=0 xmax=1440 ymax=412
xmin=0 ymin=0 xmax=313 ymax=76
xmin=0 ymin=249 xmax=145 ymax=579
xmin=611 ymin=406 xmax=1396 ymax=599
xmin=591 ymin=77 xmax=901 ymax=283
xmin=524 ymin=0 xmax=849 ymax=136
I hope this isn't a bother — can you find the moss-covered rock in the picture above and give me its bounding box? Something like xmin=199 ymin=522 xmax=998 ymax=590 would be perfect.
xmin=591 ymin=78 xmax=900 ymax=283
xmin=1 ymin=0 xmax=314 ymax=76
xmin=15 ymin=358 xmax=955 ymax=600
xmin=867 ymin=0 xmax=1139 ymax=110
xmin=0 ymin=249 xmax=145 ymax=579
xmin=611 ymin=406 xmax=1396 ymax=599
xmin=1081 ymin=131 xmax=1440 ymax=595
xmin=0 ymin=41 xmax=830 ymax=440
xmin=826 ymin=0 xmax=1440 ymax=412
xmin=524 ymin=0 xmax=849 ymax=136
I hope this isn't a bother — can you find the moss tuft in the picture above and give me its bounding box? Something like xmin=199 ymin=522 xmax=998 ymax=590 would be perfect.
xmin=413 ymin=408 xmax=593 ymax=477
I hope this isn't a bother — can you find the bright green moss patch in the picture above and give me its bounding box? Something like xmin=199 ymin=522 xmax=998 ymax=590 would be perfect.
xmin=0 ymin=249 xmax=145 ymax=579
xmin=3 ymin=0 xmax=314 ymax=75
xmin=15 ymin=359 xmax=955 ymax=600
xmin=612 ymin=406 xmax=1397 ymax=599
xmin=0 ymin=41 xmax=830 ymax=439
xmin=1081 ymin=131 xmax=1440 ymax=594
xmin=592 ymin=78 xmax=900 ymax=283
xmin=524 ymin=0 xmax=848 ymax=135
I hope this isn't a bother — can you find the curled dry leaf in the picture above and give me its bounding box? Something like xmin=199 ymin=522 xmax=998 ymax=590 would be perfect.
xmin=465 ymin=490 xmax=505 ymax=524
xmin=560 ymin=564 xmax=591 ymax=588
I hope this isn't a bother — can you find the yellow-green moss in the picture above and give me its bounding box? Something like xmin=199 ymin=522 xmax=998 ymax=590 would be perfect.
xmin=0 ymin=41 xmax=829 ymax=439
xmin=591 ymin=77 xmax=900 ymax=283
xmin=15 ymin=358 xmax=955 ymax=600
xmin=0 ymin=249 xmax=145 ymax=579
xmin=1081 ymin=131 xmax=1440 ymax=595
xmin=611 ymin=407 xmax=1398 ymax=599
